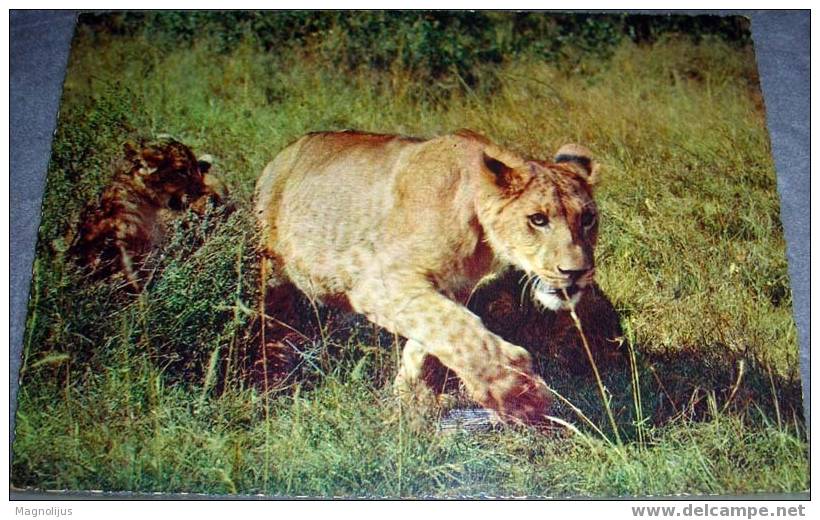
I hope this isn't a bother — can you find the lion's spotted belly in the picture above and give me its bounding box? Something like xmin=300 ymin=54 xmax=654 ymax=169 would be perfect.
xmin=276 ymin=221 xmax=381 ymax=300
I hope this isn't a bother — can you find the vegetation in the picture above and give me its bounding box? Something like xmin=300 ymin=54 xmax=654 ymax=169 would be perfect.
xmin=13 ymin=12 xmax=806 ymax=497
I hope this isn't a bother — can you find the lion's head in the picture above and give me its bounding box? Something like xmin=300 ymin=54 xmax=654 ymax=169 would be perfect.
xmin=124 ymin=139 xmax=214 ymax=207
xmin=476 ymin=143 xmax=600 ymax=311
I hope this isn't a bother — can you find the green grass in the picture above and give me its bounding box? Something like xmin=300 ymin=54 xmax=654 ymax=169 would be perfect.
xmin=12 ymin=348 xmax=808 ymax=497
xmin=13 ymin=13 xmax=807 ymax=497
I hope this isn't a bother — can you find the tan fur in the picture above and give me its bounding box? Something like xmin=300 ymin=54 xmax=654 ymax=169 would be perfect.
xmin=254 ymin=130 xmax=600 ymax=425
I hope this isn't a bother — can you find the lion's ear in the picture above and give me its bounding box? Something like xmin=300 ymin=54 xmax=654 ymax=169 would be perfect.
xmin=197 ymin=153 xmax=213 ymax=174
xmin=555 ymin=144 xmax=600 ymax=186
xmin=482 ymin=145 xmax=529 ymax=192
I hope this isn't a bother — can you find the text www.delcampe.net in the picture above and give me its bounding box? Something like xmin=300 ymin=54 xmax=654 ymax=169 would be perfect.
xmin=632 ymin=504 xmax=807 ymax=519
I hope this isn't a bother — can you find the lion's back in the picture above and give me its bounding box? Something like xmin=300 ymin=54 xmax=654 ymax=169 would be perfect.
xmin=256 ymin=131 xmax=417 ymax=248
xmin=255 ymin=130 xmax=486 ymax=297
xmin=255 ymin=132 xmax=422 ymax=292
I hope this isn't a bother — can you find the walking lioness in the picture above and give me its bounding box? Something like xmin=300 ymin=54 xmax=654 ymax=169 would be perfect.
xmin=255 ymin=130 xmax=600 ymax=425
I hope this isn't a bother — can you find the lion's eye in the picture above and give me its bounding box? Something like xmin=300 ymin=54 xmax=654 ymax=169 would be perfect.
xmin=581 ymin=211 xmax=596 ymax=228
xmin=529 ymin=213 xmax=549 ymax=227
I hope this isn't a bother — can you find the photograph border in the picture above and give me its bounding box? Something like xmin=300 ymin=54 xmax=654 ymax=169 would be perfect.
xmin=8 ymin=9 xmax=810 ymax=500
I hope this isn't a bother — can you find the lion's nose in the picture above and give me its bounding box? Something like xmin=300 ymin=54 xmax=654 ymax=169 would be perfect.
xmin=558 ymin=266 xmax=590 ymax=282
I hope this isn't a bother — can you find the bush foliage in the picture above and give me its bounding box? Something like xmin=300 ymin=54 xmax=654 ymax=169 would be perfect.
xmin=79 ymin=12 xmax=751 ymax=94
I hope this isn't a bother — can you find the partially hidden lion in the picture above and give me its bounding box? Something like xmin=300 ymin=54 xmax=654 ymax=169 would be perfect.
xmin=254 ymin=129 xmax=601 ymax=425
xmin=70 ymin=139 xmax=229 ymax=292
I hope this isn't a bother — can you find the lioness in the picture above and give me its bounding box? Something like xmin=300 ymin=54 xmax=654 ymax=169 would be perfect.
xmin=255 ymin=130 xmax=600 ymax=425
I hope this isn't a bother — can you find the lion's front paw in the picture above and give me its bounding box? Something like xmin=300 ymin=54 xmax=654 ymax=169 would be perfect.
xmin=471 ymin=346 xmax=552 ymax=426
xmin=493 ymin=372 xmax=552 ymax=426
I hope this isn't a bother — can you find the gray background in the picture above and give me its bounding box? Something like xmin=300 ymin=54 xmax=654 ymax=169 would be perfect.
xmin=8 ymin=10 xmax=810 ymax=498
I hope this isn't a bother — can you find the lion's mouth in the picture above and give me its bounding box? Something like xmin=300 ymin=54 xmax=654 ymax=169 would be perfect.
xmin=551 ymin=284 xmax=581 ymax=299
xmin=532 ymin=278 xmax=585 ymax=310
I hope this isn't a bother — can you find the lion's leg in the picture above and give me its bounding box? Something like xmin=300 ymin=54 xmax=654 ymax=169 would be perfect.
xmin=395 ymin=339 xmax=426 ymax=392
xmin=350 ymin=276 xmax=551 ymax=425
xmin=395 ymin=339 xmax=462 ymax=416
xmin=394 ymin=339 xmax=443 ymax=406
